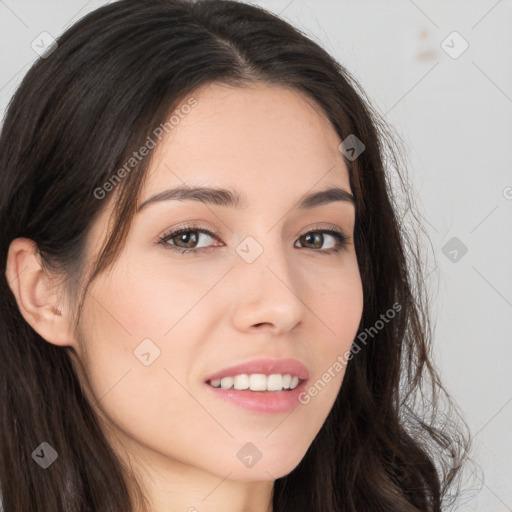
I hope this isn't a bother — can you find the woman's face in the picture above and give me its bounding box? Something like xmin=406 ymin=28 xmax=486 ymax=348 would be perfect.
xmin=72 ymin=82 xmax=363 ymax=484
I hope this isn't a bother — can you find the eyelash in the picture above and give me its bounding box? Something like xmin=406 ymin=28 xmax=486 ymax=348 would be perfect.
xmin=156 ymin=223 xmax=350 ymax=256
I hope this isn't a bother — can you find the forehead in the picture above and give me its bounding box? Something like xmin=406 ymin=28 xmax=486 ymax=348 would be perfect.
xmin=143 ymin=82 xmax=351 ymax=203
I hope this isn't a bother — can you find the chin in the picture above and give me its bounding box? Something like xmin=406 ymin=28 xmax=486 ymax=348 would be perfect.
xmin=219 ymin=447 xmax=308 ymax=482
xmin=227 ymin=461 xmax=301 ymax=482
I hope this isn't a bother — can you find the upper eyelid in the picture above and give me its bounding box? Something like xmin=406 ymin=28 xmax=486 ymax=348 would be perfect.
xmin=157 ymin=224 xmax=349 ymax=248
xmin=159 ymin=225 xmax=218 ymax=241
xmin=158 ymin=223 xmax=348 ymax=239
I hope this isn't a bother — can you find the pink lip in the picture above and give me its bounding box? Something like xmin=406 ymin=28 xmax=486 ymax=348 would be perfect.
xmin=204 ymin=357 xmax=310 ymax=382
xmin=204 ymin=379 xmax=308 ymax=414
xmin=203 ymin=358 xmax=310 ymax=414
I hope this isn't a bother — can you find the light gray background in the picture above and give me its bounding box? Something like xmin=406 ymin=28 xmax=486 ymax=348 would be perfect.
xmin=1 ymin=1 xmax=511 ymax=510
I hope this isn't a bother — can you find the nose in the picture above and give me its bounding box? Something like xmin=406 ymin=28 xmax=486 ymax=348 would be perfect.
xmin=230 ymin=241 xmax=307 ymax=336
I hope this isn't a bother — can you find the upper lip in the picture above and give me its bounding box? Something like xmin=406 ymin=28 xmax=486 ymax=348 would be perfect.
xmin=205 ymin=358 xmax=310 ymax=382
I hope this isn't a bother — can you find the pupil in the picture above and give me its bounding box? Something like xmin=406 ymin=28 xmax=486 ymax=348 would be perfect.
xmin=179 ymin=232 xmax=197 ymax=247
xmin=305 ymin=233 xmax=322 ymax=248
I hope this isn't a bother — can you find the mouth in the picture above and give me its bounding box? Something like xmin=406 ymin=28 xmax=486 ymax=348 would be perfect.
xmin=203 ymin=357 xmax=310 ymax=414
xmin=206 ymin=373 xmax=304 ymax=392
xmin=203 ymin=375 xmax=309 ymax=414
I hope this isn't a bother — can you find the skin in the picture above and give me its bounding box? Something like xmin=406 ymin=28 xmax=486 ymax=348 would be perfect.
xmin=7 ymin=82 xmax=364 ymax=512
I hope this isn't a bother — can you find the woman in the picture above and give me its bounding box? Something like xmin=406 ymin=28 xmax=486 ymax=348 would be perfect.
xmin=0 ymin=0 xmax=470 ymax=510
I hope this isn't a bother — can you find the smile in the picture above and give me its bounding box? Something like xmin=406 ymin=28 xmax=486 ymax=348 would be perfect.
xmin=208 ymin=373 xmax=301 ymax=391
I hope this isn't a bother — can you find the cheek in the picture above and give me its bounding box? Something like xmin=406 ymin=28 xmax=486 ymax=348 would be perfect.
xmin=74 ymin=263 xmax=203 ymax=401
xmin=75 ymin=286 xmax=211 ymax=470
xmin=81 ymin=254 xmax=224 ymax=349
xmin=308 ymin=254 xmax=364 ymax=348
xmin=73 ymin=263 xmax=228 ymax=457
xmin=300 ymin=256 xmax=363 ymax=402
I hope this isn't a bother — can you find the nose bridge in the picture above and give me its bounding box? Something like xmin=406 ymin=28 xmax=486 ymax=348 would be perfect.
xmin=230 ymin=230 xmax=306 ymax=333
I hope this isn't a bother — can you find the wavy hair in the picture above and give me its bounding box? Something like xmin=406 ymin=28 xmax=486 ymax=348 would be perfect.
xmin=0 ymin=0 xmax=470 ymax=510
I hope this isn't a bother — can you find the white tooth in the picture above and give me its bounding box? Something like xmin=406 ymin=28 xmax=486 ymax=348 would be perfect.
xmin=249 ymin=374 xmax=267 ymax=391
xmin=289 ymin=376 xmax=299 ymax=389
xmin=234 ymin=374 xmax=250 ymax=390
xmin=220 ymin=376 xmax=234 ymax=389
xmin=210 ymin=378 xmax=221 ymax=387
xmin=267 ymin=374 xmax=283 ymax=391
xmin=281 ymin=374 xmax=292 ymax=389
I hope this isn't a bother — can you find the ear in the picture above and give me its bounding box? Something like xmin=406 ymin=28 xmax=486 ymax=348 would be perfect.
xmin=5 ymin=237 xmax=77 ymax=348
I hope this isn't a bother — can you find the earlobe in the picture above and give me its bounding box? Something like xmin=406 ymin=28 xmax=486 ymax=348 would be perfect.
xmin=5 ymin=237 xmax=76 ymax=348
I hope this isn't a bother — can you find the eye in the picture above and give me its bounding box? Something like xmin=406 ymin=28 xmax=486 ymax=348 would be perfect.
xmin=294 ymin=228 xmax=349 ymax=254
xmin=156 ymin=224 xmax=350 ymax=255
xmin=157 ymin=224 xmax=221 ymax=254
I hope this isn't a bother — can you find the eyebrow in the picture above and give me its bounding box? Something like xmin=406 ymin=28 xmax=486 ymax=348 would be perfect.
xmin=136 ymin=184 xmax=355 ymax=212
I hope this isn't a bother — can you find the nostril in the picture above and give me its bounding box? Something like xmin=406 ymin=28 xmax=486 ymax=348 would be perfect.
xmin=253 ymin=322 xmax=272 ymax=329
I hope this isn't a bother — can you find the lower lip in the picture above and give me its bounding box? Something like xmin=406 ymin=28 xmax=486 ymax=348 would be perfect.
xmin=204 ymin=380 xmax=308 ymax=414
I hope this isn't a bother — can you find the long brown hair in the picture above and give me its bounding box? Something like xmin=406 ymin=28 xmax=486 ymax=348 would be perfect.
xmin=0 ymin=0 xmax=470 ymax=510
